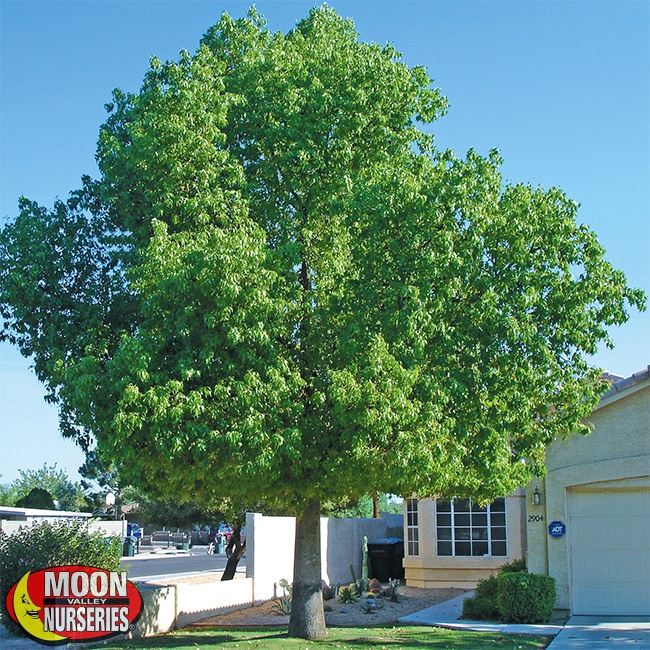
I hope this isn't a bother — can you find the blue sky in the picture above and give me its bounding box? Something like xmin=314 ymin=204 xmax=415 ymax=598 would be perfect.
xmin=1 ymin=1 xmax=648 ymax=484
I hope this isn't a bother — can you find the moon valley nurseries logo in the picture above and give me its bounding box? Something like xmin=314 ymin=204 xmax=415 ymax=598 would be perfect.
xmin=6 ymin=565 xmax=143 ymax=645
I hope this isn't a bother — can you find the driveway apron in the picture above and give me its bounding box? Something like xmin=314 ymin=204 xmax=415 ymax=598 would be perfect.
xmin=547 ymin=615 xmax=650 ymax=649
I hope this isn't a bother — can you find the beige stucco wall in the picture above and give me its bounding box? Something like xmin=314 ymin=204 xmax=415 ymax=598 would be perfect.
xmin=525 ymin=378 xmax=650 ymax=610
xmin=403 ymin=490 xmax=527 ymax=589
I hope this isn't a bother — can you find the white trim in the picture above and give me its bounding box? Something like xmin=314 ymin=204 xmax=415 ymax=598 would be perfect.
xmin=0 ymin=505 xmax=92 ymax=518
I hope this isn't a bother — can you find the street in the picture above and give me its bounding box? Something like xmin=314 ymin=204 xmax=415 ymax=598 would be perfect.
xmin=121 ymin=547 xmax=246 ymax=582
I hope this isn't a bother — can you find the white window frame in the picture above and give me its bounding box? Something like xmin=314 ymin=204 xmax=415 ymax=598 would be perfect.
xmin=435 ymin=497 xmax=507 ymax=557
xmin=406 ymin=498 xmax=420 ymax=556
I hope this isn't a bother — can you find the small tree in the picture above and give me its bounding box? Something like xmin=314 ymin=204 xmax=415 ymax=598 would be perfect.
xmin=0 ymin=7 xmax=644 ymax=639
xmin=14 ymin=487 xmax=56 ymax=510
xmin=7 ymin=465 xmax=88 ymax=512
xmin=0 ymin=479 xmax=18 ymax=507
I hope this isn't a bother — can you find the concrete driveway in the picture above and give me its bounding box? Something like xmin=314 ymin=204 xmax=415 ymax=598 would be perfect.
xmin=547 ymin=616 xmax=650 ymax=649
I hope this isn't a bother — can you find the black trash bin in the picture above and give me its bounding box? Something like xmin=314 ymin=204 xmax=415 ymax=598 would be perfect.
xmin=367 ymin=538 xmax=404 ymax=582
xmin=123 ymin=536 xmax=136 ymax=557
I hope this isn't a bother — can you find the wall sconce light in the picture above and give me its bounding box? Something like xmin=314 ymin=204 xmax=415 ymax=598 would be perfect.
xmin=532 ymin=487 xmax=543 ymax=506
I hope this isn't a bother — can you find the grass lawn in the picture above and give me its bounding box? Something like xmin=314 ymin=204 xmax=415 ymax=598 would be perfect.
xmin=106 ymin=625 xmax=552 ymax=649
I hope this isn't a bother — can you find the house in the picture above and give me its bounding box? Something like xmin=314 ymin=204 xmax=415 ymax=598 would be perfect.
xmin=526 ymin=365 xmax=649 ymax=616
xmin=403 ymin=366 xmax=650 ymax=616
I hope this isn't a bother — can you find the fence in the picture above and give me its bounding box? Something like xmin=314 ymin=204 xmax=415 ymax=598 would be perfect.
xmin=246 ymin=512 xmax=403 ymax=602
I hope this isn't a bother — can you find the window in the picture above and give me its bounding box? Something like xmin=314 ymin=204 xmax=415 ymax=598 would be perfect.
xmin=436 ymin=497 xmax=507 ymax=557
xmin=406 ymin=498 xmax=419 ymax=556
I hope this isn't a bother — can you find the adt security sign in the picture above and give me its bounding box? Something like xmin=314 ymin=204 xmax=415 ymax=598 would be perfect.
xmin=548 ymin=521 xmax=566 ymax=538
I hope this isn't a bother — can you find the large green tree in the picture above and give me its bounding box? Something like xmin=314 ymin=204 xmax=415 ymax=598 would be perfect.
xmin=0 ymin=8 xmax=644 ymax=639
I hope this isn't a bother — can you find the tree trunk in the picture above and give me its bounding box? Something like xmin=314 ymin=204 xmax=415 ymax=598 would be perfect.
xmin=221 ymin=526 xmax=246 ymax=581
xmin=373 ymin=494 xmax=380 ymax=518
xmin=287 ymin=498 xmax=326 ymax=639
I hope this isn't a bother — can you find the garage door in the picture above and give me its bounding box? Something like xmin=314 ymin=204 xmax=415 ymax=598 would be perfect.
xmin=569 ymin=489 xmax=650 ymax=615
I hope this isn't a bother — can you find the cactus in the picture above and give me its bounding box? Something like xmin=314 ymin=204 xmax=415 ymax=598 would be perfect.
xmin=271 ymin=594 xmax=292 ymax=615
xmin=381 ymin=578 xmax=401 ymax=603
xmin=278 ymin=578 xmax=292 ymax=596
xmin=361 ymin=536 xmax=369 ymax=591
xmin=337 ymin=584 xmax=360 ymax=604
xmin=271 ymin=578 xmax=292 ymax=615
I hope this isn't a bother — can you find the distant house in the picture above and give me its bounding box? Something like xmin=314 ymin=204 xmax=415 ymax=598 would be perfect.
xmin=403 ymin=366 xmax=650 ymax=616
xmin=0 ymin=505 xmax=126 ymax=538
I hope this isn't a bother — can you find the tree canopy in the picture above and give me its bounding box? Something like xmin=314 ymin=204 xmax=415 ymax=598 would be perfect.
xmin=0 ymin=464 xmax=88 ymax=512
xmin=0 ymin=7 xmax=645 ymax=638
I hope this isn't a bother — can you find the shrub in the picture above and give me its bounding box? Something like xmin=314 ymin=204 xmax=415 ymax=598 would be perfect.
xmin=0 ymin=519 xmax=122 ymax=635
xmin=498 ymin=557 xmax=528 ymax=574
xmin=461 ymin=592 xmax=501 ymax=621
xmin=474 ymin=574 xmax=499 ymax=599
xmin=497 ymin=572 xmax=556 ymax=624
xmin=461 ymin=574 xmax=500 ymax=620
xmin=321 ymin=583 xmax=335 ymax=600
xmin=460 ymin=559 xmax=527 ymax=622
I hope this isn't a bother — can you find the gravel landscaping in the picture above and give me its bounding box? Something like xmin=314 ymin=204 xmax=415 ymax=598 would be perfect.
xmin=191 ymin=585 xmax=468 ymax=628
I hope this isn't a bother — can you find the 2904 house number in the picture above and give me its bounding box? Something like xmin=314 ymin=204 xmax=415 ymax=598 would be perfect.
xmin=528 ymin=515 xmax=544 ymax=522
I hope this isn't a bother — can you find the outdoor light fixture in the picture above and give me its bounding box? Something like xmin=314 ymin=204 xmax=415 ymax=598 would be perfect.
xmin=106 ymin=492 xmax=117 ymax=520
xmin=532 ymin=487 xmax=543 ymax=506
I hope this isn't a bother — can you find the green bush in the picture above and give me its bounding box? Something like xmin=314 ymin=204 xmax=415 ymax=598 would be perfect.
xmin=498 ymin=557 xmax=527 ymax=574
xmin=460 ymin=558 xmax=528 ymax=622
xmin=0 ymin=519 xmax=122 ymax=635
xmin=474 ymin=574 xmax=499 ymax=599
xmin=497 ymin=572 xmax=556 ymax=624
xmin=461 ymin=575 xmax=500 ymax=620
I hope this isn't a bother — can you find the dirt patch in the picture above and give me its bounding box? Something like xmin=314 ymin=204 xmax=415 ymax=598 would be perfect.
xmin=192 ymin=586 xmax=467 ymax=628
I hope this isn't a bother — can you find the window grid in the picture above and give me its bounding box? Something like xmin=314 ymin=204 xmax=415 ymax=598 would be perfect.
xmin=436 ymin=498 xmax=507 ymax=557
xmin=406 ymin=498 xmax=420 ymax=556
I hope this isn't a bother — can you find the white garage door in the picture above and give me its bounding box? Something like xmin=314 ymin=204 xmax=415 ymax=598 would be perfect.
xmin=569 ymin=489 xmax=650 ymax=615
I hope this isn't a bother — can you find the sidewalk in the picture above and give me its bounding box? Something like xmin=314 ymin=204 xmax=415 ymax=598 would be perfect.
xmin=398 ymin=591 xmax=563 ymax=636
xmin=398 ymin=592 xmax=650 ymax=648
